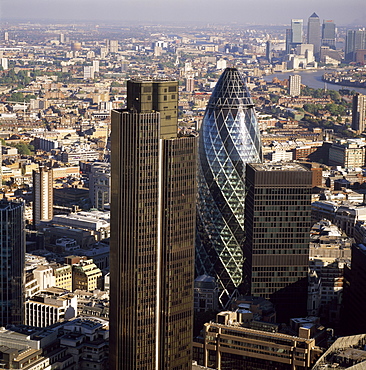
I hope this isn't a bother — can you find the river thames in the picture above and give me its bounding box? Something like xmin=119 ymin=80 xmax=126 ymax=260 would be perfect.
xmin=262 ymin=69 xmax=366 ymax=94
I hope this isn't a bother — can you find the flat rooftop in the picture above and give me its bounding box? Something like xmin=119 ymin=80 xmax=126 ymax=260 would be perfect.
xmin=250 ymin=163 xmax=308 ymax=172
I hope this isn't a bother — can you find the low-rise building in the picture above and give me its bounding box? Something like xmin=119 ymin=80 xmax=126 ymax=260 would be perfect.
xmin=60 ymin=149 xmax=100 ymax=164
xmin=73 ymin=242 xmax=110 ymax=270
xmin=50 ymin=262 xmax=72 ymax=291
xmin=72 ymin=258 xmax=103 ymax=291
xmin=0 ymin=347 xmax=50 ymax=369
xmin=60 ymin=318 xmax=109 ymax=369
xmin=88 ymin=162 xmax=110 ymax=211
xmin=52 ymin=210 xmax=110 ymax=241
xmin=193 ymin=311 xmax=323 ymax=370
xmin=194 ymin=275 xmax=219 ymax=313
xmin=25 ymin=287 xmax=77 ymax=327
xmin=313 ymin=334 xmax=366 ymax=369
xmin=308 ymin=220 xmax=352 ymax=324
xmin=0 ymin=317 xmax=108 ymax=369
xmin=33 ymin=265 xmax=55 ymax=291
xmin=329 ymin=140 xmax=366 ymax=168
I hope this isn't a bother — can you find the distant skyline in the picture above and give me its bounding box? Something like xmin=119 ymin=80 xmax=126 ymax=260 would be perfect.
xmin=1 ymin=0 xmax=366 ymax=27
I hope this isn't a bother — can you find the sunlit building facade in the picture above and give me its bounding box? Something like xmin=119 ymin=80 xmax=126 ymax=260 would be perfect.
xmin=110 ymin=79 xmax=197 ymax=369
xmin=308 ymin=12 xmax=321 ymax=55
xmin=196 ymin=68 xmax=262 ymax=307
xmin=33 ymin=166 xmax=53 ymax=226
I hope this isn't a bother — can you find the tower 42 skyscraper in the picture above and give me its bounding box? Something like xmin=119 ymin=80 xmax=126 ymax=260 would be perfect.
xmin=196 ymin=68 xmax=262 ymax=306
xmin=110 ymin=79 xmax=197 ymax=369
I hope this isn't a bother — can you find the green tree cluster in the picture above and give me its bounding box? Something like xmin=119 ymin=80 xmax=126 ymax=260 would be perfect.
xmin=0 ymin=69 xmax=31 ymax=88
xmin=303 ymin=103 xmax=323 ymax=115
xmin=9 ymin=92 xmax=36 ymax=102
xmin=13 ymin=142 xmax=34 ymax=155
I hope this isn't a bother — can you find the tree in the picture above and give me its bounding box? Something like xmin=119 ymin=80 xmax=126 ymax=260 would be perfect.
xmin=10 ymin=92 xmax=24 ymax=102
xmin=111 ymin=81 xmax=123 ymax=87
xmin=328 ymin=90 xmax=341 ymax=101
xmin=303 ymin=103 xmax=320 ymax=115
xmin=24 ymin=94 xmax=36 ymax=103
xmin=14 ymin=142 xmax=33 ymax=155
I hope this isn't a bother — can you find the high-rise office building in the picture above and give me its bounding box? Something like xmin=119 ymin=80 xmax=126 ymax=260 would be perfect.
xmin=196 ymin=68 xmax=262 ymax=307
xmin=351 ymin=93 xmax=366 ymax=134
xmin=266 ymin=40 xmax=272 ymax=62
xmin=286 ymin=19 xmax=303 ymax=53
xmin=292 ymin=19 xmax=303 ymax=44
xmin=285 ymin=28 xmax=293 ymax=53
xmin=0 ymin=200 xmax=25 ymax=326
xmin=345 ymin=29 xmax=366 ymax=61
xmin=307 ymin=12 xmax=321 ymax=55
xmin=33 ymin=166 xmax=53 ymax=226
xmin=289 ymin=74 xmax=302 ymax=97
xmin=244 ymin=163 xmax=312 ymax=322
xmin=110 ymin=79 xmax=197 ymax=369
xmin=322 ymin=20 xmax=336 ymax=49
xmin=342 ymin=243 xmax=366 ymax=335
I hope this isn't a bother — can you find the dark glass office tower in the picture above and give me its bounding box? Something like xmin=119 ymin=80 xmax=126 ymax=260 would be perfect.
xmin=196 ymin=68 xmax=262 ymax=307
xmin=286 ymin=19 xmax=303 ymax=53
xmin=307 ymin=12 xmax=321 ymax=55
xmin=291 ymin=19 xmax=303 ymax=44
xmin=110 ymin=80 xmax=197 ymax=370
xmin=342 ymin=244 xmax=366 ymax=335
xmin=322 ymin=20 xmax=336 ymax=49
xmin=244 ymin=163 xmax=312 ymax=322
xmin=0 ymin=200 xmax=25 ymax=326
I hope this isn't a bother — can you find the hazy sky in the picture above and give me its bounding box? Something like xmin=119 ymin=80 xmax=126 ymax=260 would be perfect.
xmin=1 ymin=0 xmax=365 ymax=26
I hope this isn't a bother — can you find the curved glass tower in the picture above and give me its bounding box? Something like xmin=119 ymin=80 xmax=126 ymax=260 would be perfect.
xmin=196 ymin=68 xmax=262 ymax=307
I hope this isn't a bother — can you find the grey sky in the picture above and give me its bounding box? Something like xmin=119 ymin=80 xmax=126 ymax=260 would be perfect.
xmin=1 ymin=0 xmax=365 ymax=26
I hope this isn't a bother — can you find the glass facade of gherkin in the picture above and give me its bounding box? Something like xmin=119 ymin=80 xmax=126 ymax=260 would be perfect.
xmin=196 ymin=68 xmax=262 ymax=307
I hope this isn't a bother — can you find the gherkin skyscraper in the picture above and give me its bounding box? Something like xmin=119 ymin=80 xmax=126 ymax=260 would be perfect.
xmin=196 ymin=68 xmax=262 ymax=307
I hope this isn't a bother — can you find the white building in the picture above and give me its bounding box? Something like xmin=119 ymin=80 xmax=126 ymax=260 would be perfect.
xmin=270 ymin=149 xmax=293 ymax=162
xmin=216 ymin=58 xmax=227 ymax=70
xmin=25 ymin=287 xmax=77 ymax=327
xmin=1 ymin=58 xmax=8 ymax=70
xmin=52 ymin=210 xmax=110 ymax=240
xmin=83 ymin=66 xmax=95 ymax=80
xmin=92 ymin=60 xmax=100 ymax=73
xmin=33 ymin=265 xmax=55 ymax=291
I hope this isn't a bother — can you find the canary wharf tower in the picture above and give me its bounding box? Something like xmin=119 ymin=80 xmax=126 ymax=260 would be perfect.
xmin=196 ymin=68 xmax=262 ymax=307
